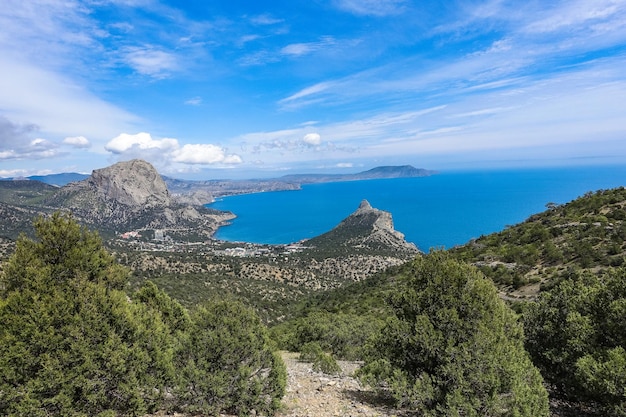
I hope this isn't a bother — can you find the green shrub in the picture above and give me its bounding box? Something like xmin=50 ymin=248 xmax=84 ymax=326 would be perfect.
xmin=298 ymin=341 xmax=342 ymax=375
xmin=524 ymin=267 xmax=626 ymax=415
xmin=0 ymin=213 xmax=175 ymax=416
xmin=176 ymin=299 xmax=286 ymax=416
xmin=0 ymin=213 xmax=287 ymax=417
xmin=312 ymin=353 xmax=342 ymax=376
xmin=271 ymin=311 xmax=384 ymax=360
xmin=299 ymin=341 xmax=324 ymax=362
xmin=359 ymin=252 xmax=549 ymax=417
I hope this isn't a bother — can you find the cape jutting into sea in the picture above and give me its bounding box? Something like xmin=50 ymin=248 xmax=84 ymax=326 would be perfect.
xmin=208 ymin=165 xmax=626 ymax=251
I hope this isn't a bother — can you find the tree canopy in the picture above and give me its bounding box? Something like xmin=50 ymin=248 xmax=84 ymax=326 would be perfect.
xmin=0 ymin=212 xmax=285 ymax=416
xmin=524 ymin=267 xmax=626 ymax=416
xmin=359 ymin=252 xmax=549 ymax=417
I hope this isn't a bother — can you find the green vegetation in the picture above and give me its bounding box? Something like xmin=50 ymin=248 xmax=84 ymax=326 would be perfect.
xmin=0 ymin=180 xmax=58 ymax=206
xmin=358 ymin=253 xmax=549 ymax=416
xmin=451 ymin=187 xmax=626 ymax=290
xmin=298 ymin=342 xmax=342 ymax=375
xmin=272 ymin=311 xmax=385 ymax=361
xmin=524 ymin=267 xmax=626 ymax=415
xmin=3 ymin=183 xmax=626 ymax=416
xmin=0 ymin=213 xmax=285 ymax=416
xmin=176 ymin=300 xmax=286 ymax=416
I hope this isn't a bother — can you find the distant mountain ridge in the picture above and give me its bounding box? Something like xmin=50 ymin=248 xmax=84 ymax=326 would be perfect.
xmin=165 ymin=164 xmax=435 ymax=203
xmin=0 ymin=173 xmax=89 ymax=186
xmin=278 ymin=165 xmax=435 ymax=183
xmin=0 ymin=165 xmax=437 ymax=189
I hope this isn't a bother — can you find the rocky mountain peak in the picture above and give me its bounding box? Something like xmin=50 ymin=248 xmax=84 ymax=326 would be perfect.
xmin=307 ymin=200 xmax=419 ymax=254
xmin=356 ymin=199 xmax=373 ymax=212
xmin=41 ymin=159 xmax=234 ymax=234
xmin=88 ymin=159 xmax=171 ymax=208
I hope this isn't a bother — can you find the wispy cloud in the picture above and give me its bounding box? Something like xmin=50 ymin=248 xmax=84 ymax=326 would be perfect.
xmin=237 ymin=50 xmax=281 ymax=67
xmin=0 ymin=57 xmax=139 ymax=144
xmin=523 ymin=0 xmax=626 ymax=34
xmin=249 ymin=14 xmax=284 ymax=26
xmin=281 ymin=36 xmax=336 ymax=57
xmin=278 ymin=81 xmax=337 ymax=107
xmin=123 ymin=46 xmax=179 ymax=78
xmin=1 ymin=0 xmax=625 ymax=174
xmin=184 ymin=97 xmax=202 ymax=106
xmin=277 ymin=0 xmax=626 ymax=112
xmin=333 ymin=0 xmax=407 ymax=16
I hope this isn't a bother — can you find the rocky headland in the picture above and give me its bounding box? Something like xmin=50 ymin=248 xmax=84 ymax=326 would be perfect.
xmin=0 ymin=159 xmax=420 ymax=322
xmin=306 ymin=199 xmax=418 ymax=254
xmin=40 ymin=159 xmax=235 ymax=236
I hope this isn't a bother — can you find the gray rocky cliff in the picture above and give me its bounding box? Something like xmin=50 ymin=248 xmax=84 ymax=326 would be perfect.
xmin=89 ymin=159 xmax=171 ymax=208
xmin=307 ymin=199 xmax=419 ymax=254
xmin=43 ymin=159 xmax=234 ymax=234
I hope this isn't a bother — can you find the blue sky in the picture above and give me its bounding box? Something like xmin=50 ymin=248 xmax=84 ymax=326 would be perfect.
xmin=1 ymin=0 xmax=625 ymax=179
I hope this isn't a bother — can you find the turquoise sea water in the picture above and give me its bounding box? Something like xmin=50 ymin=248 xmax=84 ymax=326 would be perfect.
xmin=209 ymin=166 xmax=626 ymax=251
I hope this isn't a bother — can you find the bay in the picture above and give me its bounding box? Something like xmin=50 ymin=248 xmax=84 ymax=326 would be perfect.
xmin=208 ymin=165 xmax=626 ymax=251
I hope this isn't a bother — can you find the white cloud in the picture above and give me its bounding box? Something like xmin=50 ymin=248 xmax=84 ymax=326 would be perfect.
xmin=524 ymin=0 xmax=625 ymax=34
xmin=238 ymin=34 xmax=261 ymax=45
xmin=238 ymin=50 xmax=281 ymax=67
xmin=281 ymin=43 xmax=315 ymax=56
xmin=237 ymin=61 xmax=626 ymax=168
xmin=333 ymin=0 xmax=407 ymax=16
xmin=250 ymin=14 xmax=284 ymax=25
xmin=105 ymin=132 xmax=179 ymax=153
xmin=279 ymin=81 xmax=335 ymax=107
xmin=281 ymin=37 xmax=336 ymax=57
xmin=105 ymin=132 xmax=243 ymax=167
xmin=173 ymin=144 xmax=242 ymax=165
xmin=184 ymin=96 xmax=202 ymax=106
xmin=63 ymin=136 xmax=90 ymax=148
xmin=0 ymin=168 xmax=28 ymax=178
xmin=223 ymin=154 xmax=244 ymax=164
xmin=123 ymin=47 xmax=179 ymax=78
xmin=302 ymin=133 xmax=322 ymax=146
xmin=0 ymin=116 xmax=61 ymax=160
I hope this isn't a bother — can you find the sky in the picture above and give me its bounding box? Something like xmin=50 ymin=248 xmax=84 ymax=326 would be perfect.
xmin=1 ymin=0 xmax=625 ymax=180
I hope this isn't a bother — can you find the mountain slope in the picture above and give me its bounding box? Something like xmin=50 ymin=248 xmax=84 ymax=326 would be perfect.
xmin=450 ymin=187 xmax=626 ymax=296
xmin=306 ymin=199 xmax=419 ymax=255
xmin=39 ymin=159 xmax=234 ymax=235
xmin=0 ymin=180 xmax=58 ymax=206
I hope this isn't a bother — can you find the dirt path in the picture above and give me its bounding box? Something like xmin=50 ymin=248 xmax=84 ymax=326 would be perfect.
xmin=277 ymin=352 xmax=601 ymax=417
xmin=150 ymin=351 xmax=599 ymax=417
xmin=277 ymin=352 xmax=402 ymax=417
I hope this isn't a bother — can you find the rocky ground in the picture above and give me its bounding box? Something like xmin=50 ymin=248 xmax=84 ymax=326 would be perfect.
xmin=139 ymin=350 xmax=607 ymax=417
xmin=277 ymin=352 xmax=406 ymax=417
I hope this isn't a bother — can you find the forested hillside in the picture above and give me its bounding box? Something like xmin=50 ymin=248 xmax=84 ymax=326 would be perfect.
xmin=0 ymin=214 xmax=285 ymax=416
xmin=271 ymin=187 xmax=626 ymax=416
xmin=450 ymin=187 xmax=626 ymax=294
xmin=2 ymin=187 xmax=626 ymax=416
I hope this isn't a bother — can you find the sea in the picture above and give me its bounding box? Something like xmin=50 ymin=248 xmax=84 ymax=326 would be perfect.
xmin=208 ymin=165 xmax=626 ymax=251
